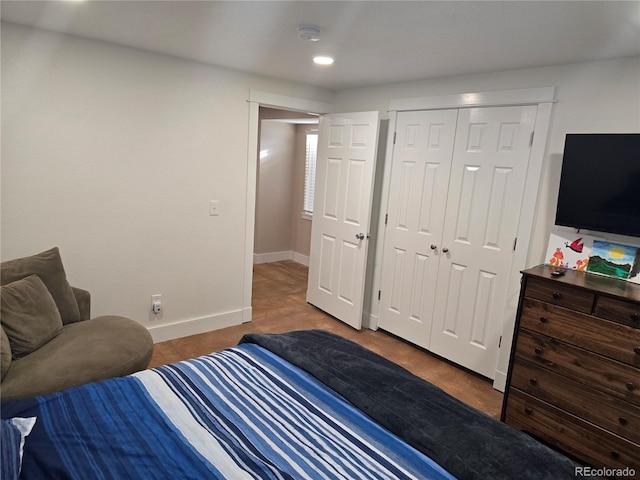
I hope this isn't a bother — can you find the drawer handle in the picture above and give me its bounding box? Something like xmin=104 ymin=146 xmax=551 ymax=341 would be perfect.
xmin=529 ymin=378 xmax=538 ymax=386
xmin=524 ymin=407 xmax=533 ymax=415
xmin=534 ymin=347 xmax=543 ymax=355
xmin=631 ymin=312 xmax=639 ymax=322
xmin=539 ymin=316 xmax=548 ymax=323
xmin=619 ymin=416 xmax=628 ymax=426
xmin=626 ymin=382 xmax=636 ymax=391
xmin=552 ymin=291 xmax=562 ymax=300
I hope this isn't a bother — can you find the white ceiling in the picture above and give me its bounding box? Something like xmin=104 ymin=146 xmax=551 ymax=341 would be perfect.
xmin=2 ymin=1 xmax=639 ymax=90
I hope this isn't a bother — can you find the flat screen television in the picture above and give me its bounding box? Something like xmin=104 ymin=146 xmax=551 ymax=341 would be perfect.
xmin=555 ymin=133 xmax=640 ymax=238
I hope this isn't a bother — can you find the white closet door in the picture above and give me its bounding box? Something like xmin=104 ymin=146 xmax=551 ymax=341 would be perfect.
xmin=307 ymin=111 xmax=380 ymax=329
xmin=377 ymin=110 xmax=458 ymax=348
xmin=429 ymin=105 xmax=537 ymax=378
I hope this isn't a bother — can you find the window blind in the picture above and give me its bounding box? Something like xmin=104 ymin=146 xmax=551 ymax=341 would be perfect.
xmin=303 ymin=131 xmax=318 ymax=215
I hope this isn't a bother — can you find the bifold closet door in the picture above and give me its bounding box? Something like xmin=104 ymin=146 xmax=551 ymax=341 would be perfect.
xmin=429 ymin=105 xmax=537 ymax=378
xmin=378 ymin=104 xmax=536 ymax=379
xmin=377 ymin=109 xmax=458 ymax=348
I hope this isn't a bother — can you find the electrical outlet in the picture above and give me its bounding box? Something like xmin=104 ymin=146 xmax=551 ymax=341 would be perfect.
xmin=151 ymin=294 xmax=162 ymax=315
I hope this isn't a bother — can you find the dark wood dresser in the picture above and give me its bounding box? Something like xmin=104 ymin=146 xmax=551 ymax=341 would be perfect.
xmin=501 ymin=265 xmax=640 ymax=471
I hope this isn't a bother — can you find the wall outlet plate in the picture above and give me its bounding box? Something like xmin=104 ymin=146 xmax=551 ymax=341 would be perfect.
xmin=209 ymin=200 xmax=220 ymax=216
xmin=151 ymin=294 xmax=162 ymax=315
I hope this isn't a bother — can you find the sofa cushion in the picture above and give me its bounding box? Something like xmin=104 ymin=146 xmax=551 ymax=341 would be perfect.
xmin=1 ymin=275 xmax=64 ymax=359
xmin=0 ymin=316 xmax=153 ymax=401
xmin=1 ymin=248 xmax=80 ymax=325
xmin=1 ymin=327 xmax=11 ymax=381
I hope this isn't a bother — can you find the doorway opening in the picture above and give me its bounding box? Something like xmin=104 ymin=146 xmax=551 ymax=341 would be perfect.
xmin=242 ymin=92 xmax=333 ymax=325
xmin=254 ymin=107 xmax=319 ymax=269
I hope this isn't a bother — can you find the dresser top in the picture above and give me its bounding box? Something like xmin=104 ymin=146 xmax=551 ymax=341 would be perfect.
xmin=522 ymin=265 xmax=640 ymax=304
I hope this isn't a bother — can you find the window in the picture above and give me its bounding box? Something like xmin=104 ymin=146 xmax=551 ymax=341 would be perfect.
xmin=303 ymin=130 xmax=318 ymax=217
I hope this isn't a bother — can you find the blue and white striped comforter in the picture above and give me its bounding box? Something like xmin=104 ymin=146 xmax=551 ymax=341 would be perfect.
xmin=7 ymin=344 xmax=454 ymax=479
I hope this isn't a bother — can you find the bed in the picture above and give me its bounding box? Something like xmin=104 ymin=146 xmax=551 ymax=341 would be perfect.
xmin=2 ymin=329 xmax=577 ymax=479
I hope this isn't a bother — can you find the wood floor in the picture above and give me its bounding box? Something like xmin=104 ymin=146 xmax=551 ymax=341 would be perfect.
xmin=150 ymin=260 xmax=503 ymax=418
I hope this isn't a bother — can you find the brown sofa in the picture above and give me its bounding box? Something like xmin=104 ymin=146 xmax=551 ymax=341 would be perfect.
xmin=1 ymin=248 xmax=153 ymax=401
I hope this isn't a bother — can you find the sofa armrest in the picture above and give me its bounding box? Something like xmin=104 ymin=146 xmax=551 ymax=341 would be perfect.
xmin=72 ymin=287 xmax=91 ymax=321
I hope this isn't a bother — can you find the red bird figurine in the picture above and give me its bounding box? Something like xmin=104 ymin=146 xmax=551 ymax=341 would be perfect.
xmin=565 ymin=237 xmax=584 ymax=253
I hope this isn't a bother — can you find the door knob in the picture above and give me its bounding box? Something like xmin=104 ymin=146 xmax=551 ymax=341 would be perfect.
xmin=356 ymin=233 xmax=365 ymax=240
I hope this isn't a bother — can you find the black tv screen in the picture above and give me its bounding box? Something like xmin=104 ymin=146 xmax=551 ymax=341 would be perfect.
xmin=555 ymin=133 xmax=640 ymax=238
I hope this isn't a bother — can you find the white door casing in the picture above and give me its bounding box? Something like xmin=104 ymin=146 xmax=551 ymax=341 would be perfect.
xmin=245 ymin=92 xmax=335 ymax=324
xmin=377 ymin=109 xmax=459 ymax=348
xmin=307 ymin=111 xmax=380 ymax=329
xmin=429 ymin=105 xmax=537 ymax=378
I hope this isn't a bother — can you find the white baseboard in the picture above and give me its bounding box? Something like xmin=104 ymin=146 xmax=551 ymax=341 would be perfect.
xmin=292 ymin=252 xmax=310 ymax=266
xmin=364 ymin=313 xmax=379 ymax=331
xmin=151 ymin=255 xmax=310 ymax=342
xmin=148 ymin=309 xmax=243 ymax=343
xmin=253 ymin=251 xmax=292 ymax=264
xmin=492 ymin=370 xmax=507 ymax=393
xmin=253 ymin=250 xmax=309 ymax=266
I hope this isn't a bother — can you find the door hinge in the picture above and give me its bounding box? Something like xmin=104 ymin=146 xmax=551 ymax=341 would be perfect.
xmin=385 ymin=213 xmax=388 ymax=225
xmin=529 ymin=131 xmax=535 ymax=147
xmin=393 ymin=132 xmax=397 ymax=144
xmin=378 ymin=290 xmax=381 ymax=301
xmin=513 ymin=237 xmax=518 ymax=251
xmin=498 ymin=335 xmax=502 ymax=348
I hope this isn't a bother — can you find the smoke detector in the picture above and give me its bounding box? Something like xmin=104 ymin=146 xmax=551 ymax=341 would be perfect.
xmin=297 ymin=25 xmax=322 ymax=42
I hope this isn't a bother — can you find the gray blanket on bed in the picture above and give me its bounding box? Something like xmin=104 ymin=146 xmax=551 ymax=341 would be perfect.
xmin=240 ymin=329 xmax=577 ymax=480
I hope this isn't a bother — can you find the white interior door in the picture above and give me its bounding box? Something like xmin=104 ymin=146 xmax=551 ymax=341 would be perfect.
xmin=307 ymin=111 xmax=380 ymax=329
xmin=429 ymin=105 xmax=537 ymax=378
xmin=377 ymin=110 xmax=458 ymax=348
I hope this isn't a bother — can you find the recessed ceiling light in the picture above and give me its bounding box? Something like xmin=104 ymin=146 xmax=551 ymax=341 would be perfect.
xmin=313 ymin=56 xmax=334 ymax=66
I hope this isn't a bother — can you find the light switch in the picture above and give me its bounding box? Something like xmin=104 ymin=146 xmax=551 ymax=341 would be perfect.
xmin=209 ymin=200 xmax=220 ymax=216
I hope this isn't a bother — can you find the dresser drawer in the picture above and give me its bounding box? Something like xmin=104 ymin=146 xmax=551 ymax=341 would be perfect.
xmin=524 ymin=277 xmax=595 ymax=313
xmin=515 ymin=329 xmax=640 ymax=406
xmin=596 ymin=296 xmax=640 ymax=329
xmin=510 ymin=357 xmax=640 ymax=444
xmin=504 ymin=389 xmax=640 ymax=471
xmin=520 ymin=298 xmax=640 ymax=367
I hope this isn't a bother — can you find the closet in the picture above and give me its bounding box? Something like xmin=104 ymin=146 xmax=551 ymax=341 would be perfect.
xmin=378 ymin=103 xmax=538 ymax=379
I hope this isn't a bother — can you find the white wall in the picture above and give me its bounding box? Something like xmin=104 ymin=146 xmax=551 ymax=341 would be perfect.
xmin=254 ymin=120 xmax=296 ymax=257
xmin=335 ymin=56 xmax=640 ymax=266
xmin=1 ymin=22 xmax=334 ymax=341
